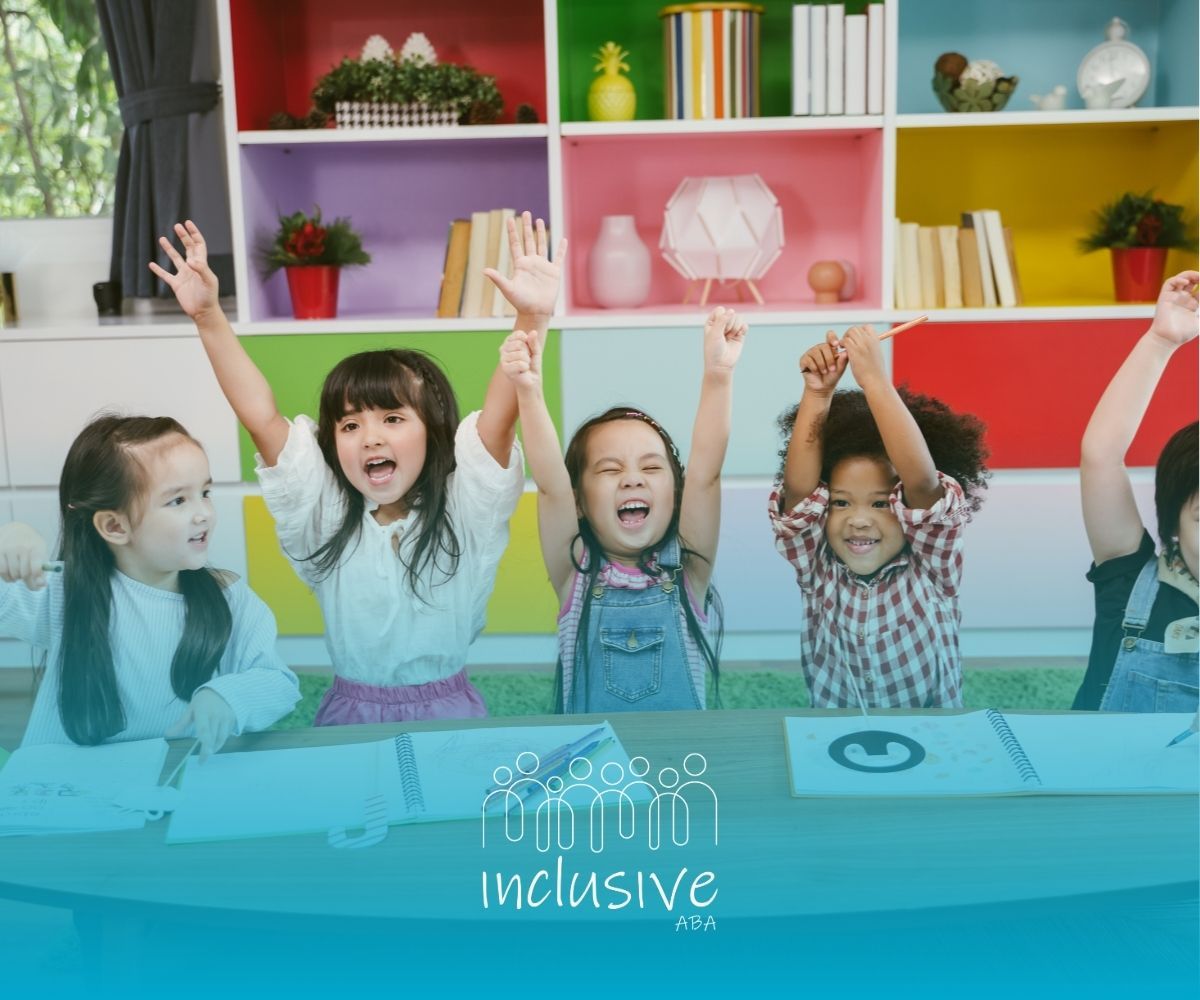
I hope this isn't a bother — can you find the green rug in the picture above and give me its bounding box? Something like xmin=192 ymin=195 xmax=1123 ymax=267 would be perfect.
xmin=270 ymin=667 xmax=1086 ymax=729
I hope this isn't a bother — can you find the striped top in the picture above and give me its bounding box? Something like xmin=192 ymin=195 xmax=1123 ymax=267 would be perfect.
xmin=3 ymin=571 xmax=300 ymax=747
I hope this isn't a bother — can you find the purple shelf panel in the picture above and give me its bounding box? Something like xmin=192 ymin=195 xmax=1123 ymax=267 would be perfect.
xmin=239 ymin=139 xmax=550 ymax=321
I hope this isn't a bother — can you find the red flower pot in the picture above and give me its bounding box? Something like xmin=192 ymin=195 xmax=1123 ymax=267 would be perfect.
xmin=285 ymin=265 xmax=340 ymax=319
xmin=1110 ymin=247 xmax=1167 ymax=303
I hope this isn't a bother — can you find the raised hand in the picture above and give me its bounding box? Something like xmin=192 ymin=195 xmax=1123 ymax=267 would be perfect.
xmin=499 ymin=329 xmax=541 ymax=391
xmin=484 ymin=212 xmax=567 ymax=318
xmin=0 ymin=522 xmax=49 ymax=590
xmin=149 ymin=221 xmax=219 ymax=319
xmin=799 ymin=330 xmax=848 ymax=394
xmin=841 ymin=324 xmax=887 ymax=389
xmin=1149 ymin=270 xmax=1199 ymax=347
xmin=703 ymin=306 xmax=748 ymax=376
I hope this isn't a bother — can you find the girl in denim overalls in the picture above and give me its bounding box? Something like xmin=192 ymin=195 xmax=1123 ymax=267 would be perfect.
xmin=1074 ymin=271 xmax=1198 ymax=714
xmin=500 ymin=308 xmax=747 ymax=712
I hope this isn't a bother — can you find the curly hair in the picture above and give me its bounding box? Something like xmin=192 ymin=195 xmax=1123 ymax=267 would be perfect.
xmin=777 ymin=387 xmax=991 ymax=514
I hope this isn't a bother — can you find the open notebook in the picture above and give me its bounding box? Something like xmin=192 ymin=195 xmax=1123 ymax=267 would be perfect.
xmin=784 ymin=712 xmax=1199 ymax=796
xmin=167 ymin=722 xmax=637 ymax=844
xmin=0 ymin=739 xmax=169 ymax=835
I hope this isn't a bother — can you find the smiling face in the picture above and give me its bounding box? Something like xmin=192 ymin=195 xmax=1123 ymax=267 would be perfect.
xmin=334 ymin=404 xmax=428 ymax=522
xmin=576 ymin=419 xmax=678 ymax=566
xmin=824 ymin=456 xmax=906 ymax=577
xmin=114 ymin=436 xmax=216 ymax=589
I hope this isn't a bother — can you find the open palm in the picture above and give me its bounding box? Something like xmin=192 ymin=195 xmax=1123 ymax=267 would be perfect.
xmin=148 ymin=221 xmax=219 ymax=318
xmin=484 ymin=212 xmax=567 ymax=317
xmin=1151 ymin=270 xmax=1200 ymax=346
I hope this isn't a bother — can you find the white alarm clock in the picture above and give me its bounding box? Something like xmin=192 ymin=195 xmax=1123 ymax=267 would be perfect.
xmin=1077 ymin=17 xmax=1150 ymax=109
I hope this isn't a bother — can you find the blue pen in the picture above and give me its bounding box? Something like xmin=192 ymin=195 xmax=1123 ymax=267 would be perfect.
xmin=1165 ymin=722 xmax=1198 ymax=747
xmin=535 ymin=736 xmax=615 ymax=789
xmin=482 ymin=725 xmax=607 ymax=798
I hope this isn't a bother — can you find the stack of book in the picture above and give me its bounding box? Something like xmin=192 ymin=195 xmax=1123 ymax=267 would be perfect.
xmin=893 ymin=211 xmax=1024 ymax=310
xmin=792 ymin=3 xmax=884 ymax=116
xmin=436 ymin=209 xmax=519 ymax=319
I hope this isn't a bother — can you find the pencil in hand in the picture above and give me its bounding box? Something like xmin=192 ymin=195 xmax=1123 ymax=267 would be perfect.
xmin=800 ymin=315 xmax=929 ymax=372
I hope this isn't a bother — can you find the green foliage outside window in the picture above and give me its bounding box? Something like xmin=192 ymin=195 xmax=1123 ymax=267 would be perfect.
xmin=0 ymin=0 xmax=119 ymax=217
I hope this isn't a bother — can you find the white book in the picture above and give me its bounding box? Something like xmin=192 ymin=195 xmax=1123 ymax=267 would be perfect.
xmin=0 ymin=739 xmax=169 ymax=836
xmin=810 ymin=4 xmax=827 ymax=115
xmin=826 ymin=3 xmax=845 ymax=116
xmin=980 ymin=209 xmax=1017 ymax=308
xmin=783 ymin=712 xmax=1199 ymax=797
xmin=843 ymin=14 xmax=867 ymax=116
xmin=491 ymin=208 xmax=517 ymax=318
xmin=792 ymin=5 xmax=810 ymax=115
xmin=899 ymin=221 xmax=921 ymax=310
xmin=963 ymin=211 xmax=997 ymax=307
xmin=700 ymin=7 xmax=714 ymax=118
xmin=866 ymin=3 xmax=885 ymax=115
xmin=892 ymin=217 xmax=905 ymax=308
xmin=723 ymin=9 xmax=734 ymax=117
xmin=937 ymin=225 xmax=963 ymax=309
xmin=461 ymin=210 xmax=491 ymax=317
xmin=167 ymin=723 xmax=643 ymax=844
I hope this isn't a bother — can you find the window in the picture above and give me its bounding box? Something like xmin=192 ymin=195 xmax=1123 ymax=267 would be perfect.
xmin=0 ymin=0 xmax=118 ymax=217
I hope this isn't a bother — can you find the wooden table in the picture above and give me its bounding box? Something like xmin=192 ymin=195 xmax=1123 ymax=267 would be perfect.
xmin=1 ymin=709 xmax=1196 ymax=992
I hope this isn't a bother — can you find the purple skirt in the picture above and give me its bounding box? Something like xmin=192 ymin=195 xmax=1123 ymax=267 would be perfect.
xmin=313 ymin=670 xmax=488 ymax=726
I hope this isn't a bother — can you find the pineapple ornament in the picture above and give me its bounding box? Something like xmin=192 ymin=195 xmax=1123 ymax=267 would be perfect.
xmin=588 ymin=42 xmax=635 ymax=121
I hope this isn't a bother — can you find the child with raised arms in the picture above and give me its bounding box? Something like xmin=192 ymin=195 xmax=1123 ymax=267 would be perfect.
xmin=152 ymin=216 xmax=563 ymax=724
xmin=1074 ymin=271 xmax=1198 ymax=712
xmin=0 ymin=415 xmax=300 ymax=754
xmin=771 ymin=325 xmax=989 ymax=708
xmin=500 ymin=307 xmax=746 ymax=712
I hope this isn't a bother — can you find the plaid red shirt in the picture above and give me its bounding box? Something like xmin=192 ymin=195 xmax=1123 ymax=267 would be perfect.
xmin=768 ymin=472 xmax=969 ymax=708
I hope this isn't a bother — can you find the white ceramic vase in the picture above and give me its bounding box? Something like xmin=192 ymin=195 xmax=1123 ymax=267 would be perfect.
xmin=588 ymin=215 xmax=651 ymax=308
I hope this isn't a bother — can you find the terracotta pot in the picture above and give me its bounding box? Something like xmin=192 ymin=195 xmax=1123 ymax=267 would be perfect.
xmin=285 ymin=265 xmax=340 ymax=319
xmin=1110 ymin=247 xmax=1167 ymax=303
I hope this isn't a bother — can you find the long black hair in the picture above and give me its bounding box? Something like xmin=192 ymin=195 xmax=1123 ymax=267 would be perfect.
xmin=303 ymin=349 xmax=462 ymax=595
xmin=555 ymin=407 xmax=723 ymax=711
xmin=55 ymin=416 xmax=232 ymax=745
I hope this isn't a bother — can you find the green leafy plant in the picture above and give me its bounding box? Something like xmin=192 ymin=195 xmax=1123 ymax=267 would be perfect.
xmin=261 ymin=208 xmax=371 ymax=275
xmin=310 ymin=54 xmax=503 ymax=124
xmin=1079 ymin=191 xmax=1198 ymax=252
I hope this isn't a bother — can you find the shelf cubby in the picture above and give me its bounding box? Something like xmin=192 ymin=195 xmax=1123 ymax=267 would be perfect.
xmin=561 ymin=128 xmax=884 ymax=313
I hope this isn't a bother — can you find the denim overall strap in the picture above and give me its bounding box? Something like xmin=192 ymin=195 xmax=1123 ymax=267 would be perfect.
xmin=1100 ymin=558 xmax=1200 ymax=713
xmin=570 ymin=542 xmax=702 ymax=713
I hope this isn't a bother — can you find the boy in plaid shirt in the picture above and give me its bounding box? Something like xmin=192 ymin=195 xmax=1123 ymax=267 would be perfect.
xmin=769 ymin=325 xmax=989 ymax=708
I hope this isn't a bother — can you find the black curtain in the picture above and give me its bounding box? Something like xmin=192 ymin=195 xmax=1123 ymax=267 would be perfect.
xmin=96 ymin=0 xmax=221 ymax=297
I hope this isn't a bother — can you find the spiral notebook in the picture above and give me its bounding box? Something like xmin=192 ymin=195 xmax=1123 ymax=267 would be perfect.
xmin=167 ymin=722 xmax=633 ymax=844
xmin=783 ymin=712 xmax=1199 ymax=797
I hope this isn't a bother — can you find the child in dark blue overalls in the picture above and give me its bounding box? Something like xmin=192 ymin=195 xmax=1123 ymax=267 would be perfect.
xmin=500 ymin=307 xmax=747 ymax=712
xmin=1074 ymin=270 xmax=1198 ymax=714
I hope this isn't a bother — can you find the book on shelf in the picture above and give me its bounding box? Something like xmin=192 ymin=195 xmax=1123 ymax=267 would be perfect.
xmin=826 ymin=4 xmax=845 ymax=116
xmin=1003 ymin=227 xmax=1024 ymax=306
xmin=792 ymin=5 xmax=810 ymax=115
xmin=809 ymin=4 xmax=827 ymax=115
xmin=979 ymin=209 xmax=1017 ymax=308
xmin=866 ymin=3 xmax=884 ymax=115
xmin=958 ymin=227 xmax=985 ymax=308
xmin=898 ymin=222 xmax=921 ymax=312
xmin=436 ymin=219 xmax=472 ymax=319
xmin=491 ymin=208 xmax=517 ymax=318
xmin=937 ymin=225 xmax=963 ymax=309
xmin=916 ymin=226 xmax=944 ymax=310
xmin=962 ymin=212 xmax=998 ymax=307
xmin=461 ymin=210 xmax=492 ymax=318
xmin=479 ymin=208 xmax=505 ymax=317
xmin=843 ymin=13 xmax=867 ymax=116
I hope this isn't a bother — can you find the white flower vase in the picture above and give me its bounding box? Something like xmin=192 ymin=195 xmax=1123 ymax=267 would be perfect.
xmin=588 ymin=215 xmax=651 ymax=308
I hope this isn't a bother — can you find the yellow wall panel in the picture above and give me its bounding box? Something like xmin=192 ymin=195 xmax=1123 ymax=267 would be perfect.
xmin=897 ymin=121 xmax=1199 ymax=305
xmin=244 ymin=493 xmax=557 ymax=638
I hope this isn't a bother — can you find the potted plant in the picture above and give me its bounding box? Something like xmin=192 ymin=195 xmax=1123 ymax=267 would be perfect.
xmin=310 ymin=33 xmax=503 ymax=128
xmin=262 ymin=208 xmax=370 ymax=319
xmin=1079 ymin=191 xmax=1198 ymax=302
